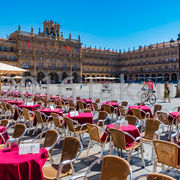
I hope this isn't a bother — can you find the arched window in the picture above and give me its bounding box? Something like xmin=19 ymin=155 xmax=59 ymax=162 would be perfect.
xmin=1 ymin=46 xmax=5 ymax=51
xmin=45 ymin=28 xmax=49 ymax=35
xmin=50 ymin=28 xmax=55 ymax=37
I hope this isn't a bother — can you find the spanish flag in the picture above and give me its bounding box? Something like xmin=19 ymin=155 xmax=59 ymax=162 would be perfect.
xmin=66 ymin=44 xmax=70 ymax=51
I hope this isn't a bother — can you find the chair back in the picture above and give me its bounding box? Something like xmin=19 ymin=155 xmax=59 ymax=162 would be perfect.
xmin=95 ymin=99 xmax=100 ymax=103
xmin=57 ymin=99 xmax=63 ymax=106
xmin=125 ymin=115 xmax=137 ymax=126
xmin=121 ymin=101 xmax=128 ymax=107
xmin=131 ymin=108 xmax=144 ymax=120
xmin=84 ymin=109 xmax=91 ymax=113
xmin=98 ymin=111 xmax=108 ymax=121
xmin=102 ymin=104 xmax=112 ymax=114
xmin=92 ymin=102 xmax=99 ymax=111
xmin=64 ymin=117 xmax=75 ymax=133
xmin=44 ymin=129 xmax=58 ymax=148
xmin=34 ymin=110 xmax=44 ymax=124
xmin=144 ymin=118 xmax=160 ymax=140
xmin=77 ymin=101 xmax=85 ymax=110
xmin=134 ymin=173 xmax=176 ymax=180
xmin=87 ymin=123 xmax=101 ymax=143
xmin=2 ymin=101 xmax=8 ymax=111
xmin=51 ymin=113 xmax=63 ymax=128
xmin=178 ymin=106 xmax=180 ymax=112
xmin=101 ymin=155 xmax=131 ymax=180
xmin=153 ymin=140 xmax=178 ymax=168
xmin=156 ymin=112 xmax=169 ymax=125
xmin=119 ymin=106 xmax=127 ymax=117
xmin=109 ymin=128 xmax=126 ymax=150
xmin=0 ymin=119 xmax=9 ymax=127
xmin=13 ymin=123 xmax=26 ymax=139
xmin=60 ymin=137 xmax=80 ymax=174
xmin=56 ymin=105 xmax=62 ymax=109
xmin=153 ymin=104 xmax=162 ymax=116
xmin=69 ymin=100 xmax=75 ymax=107
xmin=22 ymin=108 xmax=31 ymax=121
xmin=111 ymin=100 xmax=118 ymax=102
xmin=7 ymin=103 xmax=14 ymax=114
xmin=68 ymin=106 xmax=76 ymax=112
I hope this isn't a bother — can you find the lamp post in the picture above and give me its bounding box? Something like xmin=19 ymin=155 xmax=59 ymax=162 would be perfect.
xmin=174 ymin=34 xmax=180 ymax=97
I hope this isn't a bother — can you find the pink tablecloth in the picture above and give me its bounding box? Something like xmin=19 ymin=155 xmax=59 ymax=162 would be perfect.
xmin=169 ymin=112 xmax=180 ymax=123
xmin=66 ymin=112 xmax=93 ymax=124
xmin=101 ymin=124 xmax=140 ymax=148
xmin=18 ymin=104 xmax=40 ymax=111
xmin=38 ymin=108 xmax=63 ymax=116
xmin=178 ymin=140 xmax=180 ymax=165
xmin=128 ymin=105 xmax=153 ymax=118
xmin=5 ymin=100 xmax=24 ymax=105
xmin=0 ymin=148 xmax=48 ymax=180
xmin=0 ymin=126 xmax=9 ymax=144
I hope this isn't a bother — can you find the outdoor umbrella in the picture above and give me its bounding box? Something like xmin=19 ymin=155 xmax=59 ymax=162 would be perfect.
xmin=0 ymin=62 xmax=27 ymax=96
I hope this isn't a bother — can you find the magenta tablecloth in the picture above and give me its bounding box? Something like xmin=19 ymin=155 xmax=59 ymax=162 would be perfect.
xmin=101 ymin=124 xmax=140 ymax=148
xmin=5 ymin=100 xmax=24 ymax=105
xmin=66 ymin=112 xmax=93 ymax=124
xmin=0 ymin=126 xmax=9 ymax=144
xmin=0 ymin=148 xmax=48 ymax=180
xmin=169 ymin=112 xmax=180 ymax=123
xmin=18 ymin=104 xmax=40 ymax=111
xmin=38 ymin=108 xmax=63 ymax=116
xmin=128 ymin=105 xmax=153 ymax=118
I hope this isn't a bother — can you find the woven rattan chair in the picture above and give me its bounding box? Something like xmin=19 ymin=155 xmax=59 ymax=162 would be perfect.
xmin=0 ymin=119 xmax=9 ymax=128
xmin=156 ymin=111 xmax=174 ymax=139
xmin=109 ymin=128 xmax=145 ymax=167
xmin=1 ymin=101 xmax=11 ymax=119
xmin=121 ymin=101 xmax=128 ymax=107
xmin=68 ymin=106 xmax=76 ymax=113
xmin=22 ymin=108 xmax=34 ymax=133
xmin=70 ymin=155 xmax=133 ymax=180
xmin=142 ymin=118 xmax=161 ymax=163
xmin=77 ymin=100 xmax=90 ymax=112
xmin=92 ymin=102 xmax=100 ymax=115
xmin=134 ymin=173 xmax=176 ymax=180
xmin=64 ymin=116 xmax=88 ymax=140
xmin=83 ymin=109 xmax=92 ymax=113
xmin=95 ymin=98 xmax=100 ymax=104
xmin=153 ymin=140 xmax=180 ymax=172
xmin=131 ymin=108 xmax=149 ymax=132
xmin=7 ymin=103 xmax=15 ymax=119
xmin=118 ymin=106 xmax=128 ymax=119
xmin=96 ymin=111 xmax=108 ymax=127
xmin=33 ymin=110 xmax=51 ymax=136
xmin=101 ymin=104 xmax=116 ymax=123
xmin=43 ymin=136 xmax=83 ymax=180
xmin=56 ymin=105 xmax=62 ymax=109
xmin=86 ymin=123 xmax=108 ymax=158
xmin=153 ymin=104 xmax=162 ymax=117
xmin=0 ymin=123 xmax=27 ymax=149
xmin=125 ymin=115 xmax=140 ymax=127
xmin=51 ymin=113 xmax=66 ymax=137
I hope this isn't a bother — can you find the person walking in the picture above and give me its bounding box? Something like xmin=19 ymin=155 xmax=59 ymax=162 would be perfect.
xmin=164 ymin=81 xmax=170 ymax=103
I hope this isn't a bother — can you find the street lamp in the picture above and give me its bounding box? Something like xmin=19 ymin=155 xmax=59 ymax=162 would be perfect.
xmin=175 ymin=34 xmax=180 ymax=97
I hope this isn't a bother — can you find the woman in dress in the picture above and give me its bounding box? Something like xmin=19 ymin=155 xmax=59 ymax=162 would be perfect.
xmin=164 ymin=81 xmax=170 ymax=103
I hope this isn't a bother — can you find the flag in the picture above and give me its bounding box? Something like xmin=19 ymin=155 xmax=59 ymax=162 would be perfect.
xmin=27 ymin=41 xmax=30 ymax=48
xmin=66 ymin=44 xmax=70 ymax=51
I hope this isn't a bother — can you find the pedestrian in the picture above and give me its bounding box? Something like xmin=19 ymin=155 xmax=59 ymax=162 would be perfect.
xmin=164 ymin=81 xmax=170 ymax=103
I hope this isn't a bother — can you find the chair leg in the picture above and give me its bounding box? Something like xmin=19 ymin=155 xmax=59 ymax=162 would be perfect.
xmin=153 ymin=158 xmax=157 ymax=172
xmin=86 ymin=140 xmax=91 ymax=157
xmin=161 ymin=163 xmax=165 ymax=172
xmin=127 ymin=151 xmax=133 ymax=162
xmin=33 ymin=124 xmax=38 ymax=135
xmin=140 ymin=145 xmax=145 ymax=167
xmin=151 ymin=144 xmax=154 ymax=164
xmin=100 ymin=143 xmax=105 ymax=158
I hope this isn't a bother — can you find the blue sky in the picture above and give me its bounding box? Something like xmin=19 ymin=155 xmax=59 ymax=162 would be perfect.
xmin=1 ymin=0 xmax=180 ymax=50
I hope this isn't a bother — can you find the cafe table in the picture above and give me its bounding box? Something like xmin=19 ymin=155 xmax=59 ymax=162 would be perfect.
xmin=128 ymin=105 xmax=153 ymax=118
xmin=18 ymin=104 xmax=40 ymax=111
xmin=5 ymin=100 xmax=24 ymax=106
xmin=66 ymin=112 xmax=93 ymax=124
xmin=0 ymin=126 xmax=9 ymax=144
xmin=0 ymin=147 xmax=48 ymax=180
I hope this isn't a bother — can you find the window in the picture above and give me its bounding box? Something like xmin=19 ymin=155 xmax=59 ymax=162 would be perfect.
xmin=1 ymin=55 xmax=5 ymax=60
xmin=1 ymin=46 xmax=5 ymax=51
xmin=165 ymin=58 xmax=168 ymax=62
xmin=11 ymin=56 xmax=14 ymax=60
xmin=11 ymin=47 xmax=14 ymax=52
xmin=172 ymin=57 xmax=176 ymax=62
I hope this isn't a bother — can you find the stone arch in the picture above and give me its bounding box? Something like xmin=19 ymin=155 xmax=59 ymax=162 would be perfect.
xmin=37 ymin=72 xmax=45 ymax=82
xmin=157 ymin=74 xmax=163 ymax=82
xmin=92 ymin=75 xmax=95 ymax=82
xmin=62 ymin=72 xmax=68 ymax=81
xmin=171 ymin=73 xmax=177 ymax=82
xmin=23 ymin=72 xmax=31 ymax=77
xmin=73 ymin=72 xmax=78 ymax=83
xmin=82 ymin=75 xmax=85 ymax=82
xmin=164 ymin=74 xmax=169 ymax=82
xmin=145 ymin=74 xmax=149 ymax=80
xmin=48 ymin=72 xmax=58 ymax=83
xmin=151 ymin=74 xmax=156 ymax=82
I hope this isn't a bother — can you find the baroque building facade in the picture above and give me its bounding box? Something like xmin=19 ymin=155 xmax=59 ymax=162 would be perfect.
xmin=0 ymin=20 xmax=179 ymax=83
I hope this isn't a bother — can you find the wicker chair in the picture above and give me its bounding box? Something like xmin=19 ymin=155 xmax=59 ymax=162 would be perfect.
xmin=64 ymin=117 xmax=88 ymax=140
xmin=56 ymin=105 xmax=62 ymax=109
xmin=121 ymin=101 xmax=128 ymax=107
xmin=68 ymin=106 xmax=76 ymax=113
xmin=125 ymin=115 xmax=140 ymax=127
xmin=95 ymin=98 xmax=100 ymax=104
xmin=109 ymin=128 xmax=145 ymax=167
xmin=33 ymin=110 xmax=51 ymax=136
xmin=0 ymin=123 xmax=26 ymax=149
xmin=119 ymin=106 xmax=128 ymax=119
xmin=134 ymin=173 xmax=176 ymax=180
xmin=7 ymin=103 xmax=15 ymax=119
xmin=101 ymin=104 xmax=116 ymax=123
xmin=92 ymin=102 xmax=100 ymax=115
xmin=86 ymin=123 xmax=108 ymax=158
xmin=83 ymin=109 xmax=92 ymax=113
xmin=153 ymin=104 xmax=162 ymax=117
xmin=43 ymin=136 xmax=83 ymax=180
xmin=51 ymin=113 xmax=66 ymax=137
xmin=0 ymin=119 xmax=9 ymax=128
xmin=77 ymin=100 xmax=90 ymax=112
xmin=96 ymin=111 xmax=108 ymax=127
xmin=142 ymin=118 xmax=161 ymax=163
xmin=70 ymin=155 xmax=133 ymax=180
xmin=1 ymin=101 xmax=10 ymax=119
xmin=22 ymin=108 xmax=34 ymax=133
xmin=131 ymin=108 xmax=149 ymax=132
xmin=156 ymin=111 xmax=174 ymax=139
xmin=153 ymin=140 xmax=180 ymax=172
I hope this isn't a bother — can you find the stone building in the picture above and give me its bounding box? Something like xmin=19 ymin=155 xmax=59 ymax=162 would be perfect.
xmin=0 ymin=20 xmax=179 ymax=83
